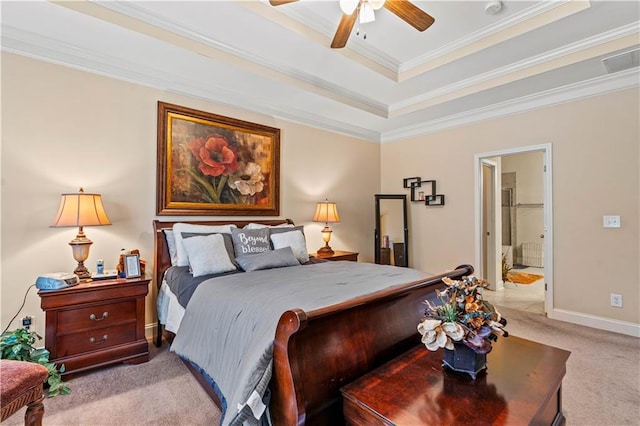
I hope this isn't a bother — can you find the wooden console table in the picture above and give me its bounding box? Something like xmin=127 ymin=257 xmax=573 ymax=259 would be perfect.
xmin=341 ymin=335 xmax=570 ymax=425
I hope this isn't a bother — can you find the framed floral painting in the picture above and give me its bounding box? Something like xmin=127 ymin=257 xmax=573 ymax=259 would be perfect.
xmin=156 ymin=102 xmax=280 ymax=216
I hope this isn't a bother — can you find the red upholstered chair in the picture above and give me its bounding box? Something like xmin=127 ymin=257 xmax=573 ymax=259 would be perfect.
xmin=0 ymin=360 xmax=48 ymax=426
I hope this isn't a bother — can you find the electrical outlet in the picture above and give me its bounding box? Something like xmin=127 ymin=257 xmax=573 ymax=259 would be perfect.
xmin=603 ymin=215 xmax=621 ymax=228
xmin=610 ymin=293 xmax=623 ymax=308
xmin=21 ymin=315 xmax=32 ymax=330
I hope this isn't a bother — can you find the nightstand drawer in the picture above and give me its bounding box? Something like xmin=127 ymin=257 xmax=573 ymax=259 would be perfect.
xmin=56 ymin=323 xmax=137 ymax=357
xmin=56 ymin=300 xmax=137 ymax=333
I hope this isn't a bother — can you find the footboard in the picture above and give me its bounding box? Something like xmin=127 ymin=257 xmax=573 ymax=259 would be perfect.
xmin=270 ymin=264 xmax=474 ymax=425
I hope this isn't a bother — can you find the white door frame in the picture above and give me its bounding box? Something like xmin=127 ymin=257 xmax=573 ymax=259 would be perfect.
xmin=481 ymin=159 xmax=499 ymax=290
xmin=474 ymin=143 xmax=553 ymax=314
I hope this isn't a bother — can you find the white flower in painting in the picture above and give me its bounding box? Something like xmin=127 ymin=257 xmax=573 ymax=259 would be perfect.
xmin=228 ymin=162 xmax=265 ymax=196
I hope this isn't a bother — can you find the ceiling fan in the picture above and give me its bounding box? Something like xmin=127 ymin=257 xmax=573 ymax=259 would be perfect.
xmin=269 ymin=0 xmax=435 ymax=49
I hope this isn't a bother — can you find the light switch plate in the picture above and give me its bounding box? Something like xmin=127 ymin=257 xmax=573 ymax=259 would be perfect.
xmin=603 ymin=215 xmax=621 ymax=228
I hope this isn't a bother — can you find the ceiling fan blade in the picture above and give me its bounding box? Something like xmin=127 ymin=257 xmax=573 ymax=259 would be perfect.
xmin=384 ymin=0 xmax=435 ymax=32
xmin=331 ymin=12 xmax=358 ymax=48
xmin=269 ymin=0 xmax=298 ymax=6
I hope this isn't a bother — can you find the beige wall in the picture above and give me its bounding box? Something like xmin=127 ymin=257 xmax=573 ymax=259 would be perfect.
xmin=0 ymin=53 xmax=380 ymax=338
xmin=381 ymin=88 xmax=640 ymax=327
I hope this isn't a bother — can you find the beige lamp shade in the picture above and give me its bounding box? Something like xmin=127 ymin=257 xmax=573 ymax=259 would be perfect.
xmin=51 ymin=188 xmax=111 ymax=279
xmin=313 ymin=201 xmax=340 ymax=223
xmin=51 ymin=189 xmax=111 ymax=228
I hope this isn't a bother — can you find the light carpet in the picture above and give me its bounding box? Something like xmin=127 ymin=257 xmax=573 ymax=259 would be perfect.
xmin=495 ymin=305 xmax=639 ymax=426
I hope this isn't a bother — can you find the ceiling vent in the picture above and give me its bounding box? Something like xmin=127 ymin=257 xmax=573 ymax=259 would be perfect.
xmin=602 ymin=49 xmax=640 ymax=74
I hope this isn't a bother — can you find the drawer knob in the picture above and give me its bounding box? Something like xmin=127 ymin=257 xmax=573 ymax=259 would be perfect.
xmin=89 ymin=312 xmax=108 ymax=321
xmin=89 ymin=335 xmax=108 ymax=344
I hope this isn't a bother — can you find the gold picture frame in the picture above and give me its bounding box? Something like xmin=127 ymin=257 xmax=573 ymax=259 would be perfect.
xmin=156 ymin=102 xmax=280 ymax=216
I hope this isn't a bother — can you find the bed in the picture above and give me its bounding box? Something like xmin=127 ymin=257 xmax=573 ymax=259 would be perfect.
xmin=152 ymin=219 xmax=473 ymax=425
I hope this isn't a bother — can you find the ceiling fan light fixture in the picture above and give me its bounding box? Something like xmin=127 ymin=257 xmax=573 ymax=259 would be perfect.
xmin=359 ymin=1 xmax=375 ymax=23
xmin=339 ymin=0 xmax=359 ymax=15
xmin=370 ymin=0 xmax=386 ymax=10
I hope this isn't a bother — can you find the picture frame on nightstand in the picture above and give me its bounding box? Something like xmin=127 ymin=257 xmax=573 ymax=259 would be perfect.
xmin=124 ymin=253 xmax=141 ymax=278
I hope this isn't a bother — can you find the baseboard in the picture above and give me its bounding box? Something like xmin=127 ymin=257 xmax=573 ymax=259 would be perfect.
xmin=145 ymin=322 xmax=158 ymax=341
xmin=549 ymin=308 xmax=640 ymax=338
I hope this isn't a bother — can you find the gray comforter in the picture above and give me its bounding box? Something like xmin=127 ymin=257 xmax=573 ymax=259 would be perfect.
xmin=170 ymin=261 xmax=430 ymax=426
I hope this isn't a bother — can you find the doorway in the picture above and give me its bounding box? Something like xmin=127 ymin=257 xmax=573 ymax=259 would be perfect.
xmin=474 ymin=144 xmax=553 ymax=315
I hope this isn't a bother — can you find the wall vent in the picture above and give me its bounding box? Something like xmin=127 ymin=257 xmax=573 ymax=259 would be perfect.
xmin=602 ymin=49 xmax=640 ymax=74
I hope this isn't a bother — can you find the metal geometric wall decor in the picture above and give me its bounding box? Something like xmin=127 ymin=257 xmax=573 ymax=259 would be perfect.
xmin=403 ymin=177 xmax=445 ymax=206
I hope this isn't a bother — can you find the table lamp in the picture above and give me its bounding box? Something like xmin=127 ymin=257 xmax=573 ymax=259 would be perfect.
xmin=51 ymin=188 xmax=111 ymax=279
xmin=313 ymin=199 xmax=340 ymax=256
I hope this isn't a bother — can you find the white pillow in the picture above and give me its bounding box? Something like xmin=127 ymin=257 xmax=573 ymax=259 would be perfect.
xmin=172 ymin=223 xmax=236 ymax=267
xmin=181 ymin=234 xmax=236 ymax=277
xmin=243 ymin=223 xmax=294 ymax=229
xmin=270 ymin=230 xmax=309 ymax=264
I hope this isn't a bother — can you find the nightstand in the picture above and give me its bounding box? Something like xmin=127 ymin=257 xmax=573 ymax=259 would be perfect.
xmin=38 ymin=277 xmax=150 ymax=375
xmin=312 ymin=250 xmax=359 ymax=262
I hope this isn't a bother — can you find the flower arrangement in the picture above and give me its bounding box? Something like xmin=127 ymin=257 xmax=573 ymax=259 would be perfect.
xmin=417 ymin=276 xmax=508 ymax=354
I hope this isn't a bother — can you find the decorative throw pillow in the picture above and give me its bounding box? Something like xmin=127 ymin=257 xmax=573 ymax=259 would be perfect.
xmin=231 ymin=227 xmax=271 ymax=257
xmin=172 ymin=223 xmax=236 ymax=267
xmin=181 ymin=232 xmax=238 ymax=268
xmin=181 ymin=234 xmax=237 ymax=277
xmin=235 ymin=247 xmax=300 ymax=272
xmin=163 ymin=229 xmax=179 ymax=266
xmin=270 ymin=229 xmax=309 ymax=264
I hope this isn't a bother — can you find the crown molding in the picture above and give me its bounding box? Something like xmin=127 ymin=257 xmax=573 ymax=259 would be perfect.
xmin=381 ymin=68 xmax=640 ymax=143
xmin=401 ymin=1 xmax=582 ymax=71
xmin=0 ymin=24 xmax=379 ymax=142
xmin=389 ymin=22 xmax=640 ymax=116
xmin=58 ymin=0 xmax=389 ymax=117
xmin=397 ymin=0 xmax=591 ymax=81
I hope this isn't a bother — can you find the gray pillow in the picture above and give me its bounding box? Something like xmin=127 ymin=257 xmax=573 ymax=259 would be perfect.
xmin=231 ymin=227 xmax=271 ymax=257
xmin=163 ymin=229 xmax=179 ymax=266
xmin=270 ymin=229 xmax=309 ymax=264
xmin=235 ymin=247 xmax=300 ymax=272
xmin=181 ymin=232 xmax=237 ymax=267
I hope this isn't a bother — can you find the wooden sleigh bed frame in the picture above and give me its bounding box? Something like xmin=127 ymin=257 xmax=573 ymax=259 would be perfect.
xmin=153 ymin=219 xmax=474 ymax=425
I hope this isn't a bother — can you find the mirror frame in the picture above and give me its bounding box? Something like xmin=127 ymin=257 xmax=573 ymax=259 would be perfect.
xmin=374 ymin=194 xmax=409 ymax=266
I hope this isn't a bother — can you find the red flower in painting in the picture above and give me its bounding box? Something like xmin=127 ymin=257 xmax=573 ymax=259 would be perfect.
xmin=188 ymin=135 xmax=238 ymax=176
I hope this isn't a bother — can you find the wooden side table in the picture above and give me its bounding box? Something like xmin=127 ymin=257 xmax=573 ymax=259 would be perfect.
xmin=341 ymin=336 xmax=570 ymax=425
xmin=312 ymin=250 xmax=359 ymax=262
xmin=39 ymin=277 xmax=150 ymax=375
